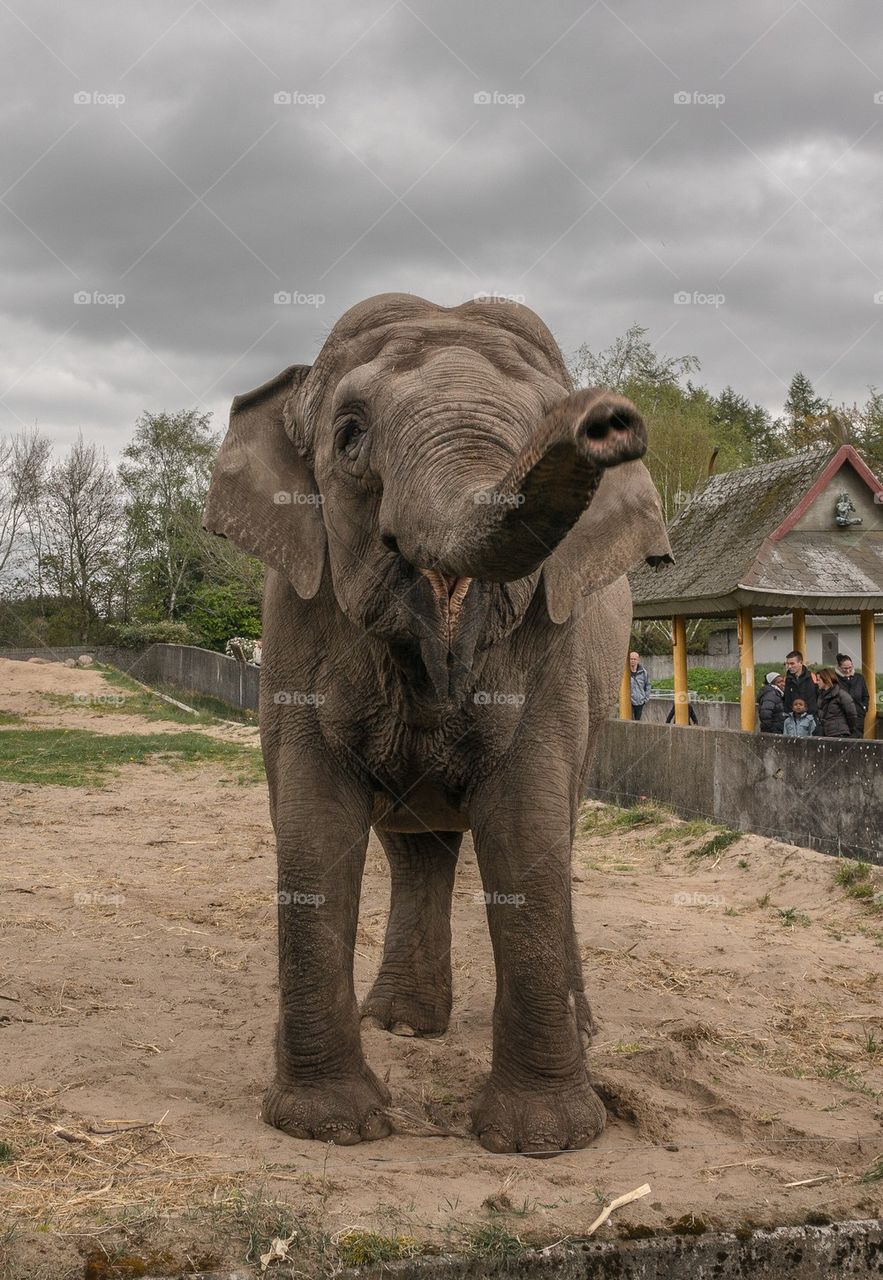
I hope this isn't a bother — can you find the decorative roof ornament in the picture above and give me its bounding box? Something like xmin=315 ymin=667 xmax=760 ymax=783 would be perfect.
xmin=834 ymin=492 xmax=862 ymax=528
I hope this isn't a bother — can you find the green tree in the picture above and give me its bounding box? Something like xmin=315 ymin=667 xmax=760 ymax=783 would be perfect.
xmin=184 ymin=581 xmax=261 ymax=651
xmin=712 ymin=386 xmax=783 ymax=464
xmin=119 ymin=410 xmax=218 ymax=620
xmin=569 ymin=324 xmax=699 ymax=394
xmin=782 ymin=372 xmax=829 ymax=449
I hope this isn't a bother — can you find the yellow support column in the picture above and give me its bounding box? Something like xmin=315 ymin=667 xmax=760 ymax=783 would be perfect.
xmin=620 ymin=660 xmax=632 ymax=721
xmin=737 ymin=608 xmax=755 ymax=732
xmin=792 ymin=608 xmax=807 ymax=660
xmin=672 ymin=615 xmax=689 ymax=726
xmin=860 ymin=610 xmax=877 ymax=739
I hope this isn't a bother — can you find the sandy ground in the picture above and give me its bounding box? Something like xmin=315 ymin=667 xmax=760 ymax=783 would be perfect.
xmin=1 ymin=657 xmax=881 ymax=1277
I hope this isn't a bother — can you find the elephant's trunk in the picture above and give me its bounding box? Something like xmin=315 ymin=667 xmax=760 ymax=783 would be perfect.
xmin=424 ymin=389 xmax=647 ymax=583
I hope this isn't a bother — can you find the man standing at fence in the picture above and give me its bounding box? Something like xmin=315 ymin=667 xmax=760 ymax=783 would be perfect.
xmin=783 ymin=650 xmax=818 ymax=717
xmin=629 ymin=650 xmax=652 ymax=721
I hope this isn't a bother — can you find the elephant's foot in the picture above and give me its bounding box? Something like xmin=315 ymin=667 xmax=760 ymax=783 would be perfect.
xmin=471 ymin=1076 xmax=606 ymax=1156
xmin=361 ymin=975 xmax=451 ymax=1037
xmin=262 ymin=1065 xmax=392 ymax=1145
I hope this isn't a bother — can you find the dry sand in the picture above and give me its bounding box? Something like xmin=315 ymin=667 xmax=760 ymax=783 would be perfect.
xmin=1 ymin=656 xmax=881 ymax=1276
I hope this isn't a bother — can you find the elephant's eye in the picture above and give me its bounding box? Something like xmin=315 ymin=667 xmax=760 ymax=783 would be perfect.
xmin=335 ymin=416 xmax=367 ymax=458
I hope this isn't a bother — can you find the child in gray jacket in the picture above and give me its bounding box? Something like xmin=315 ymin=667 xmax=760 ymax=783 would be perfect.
xmin=783 ymin=696 xmax=816 ymax=738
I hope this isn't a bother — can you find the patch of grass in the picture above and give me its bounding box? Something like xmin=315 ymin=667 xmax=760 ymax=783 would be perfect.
xmin=833 ymin=860 xmax=883 ymax=915
xmin=835 ymin=860 xmax=872 ymax=889
xmin=0 ymin=711 xmax=20 ymax=726
xmin=817 ymin=1062 xmax=879 ymax=1098
xmin=778 ymin=907 xmax=811 ymax=928
xmin=102 ymin=668 xmax=258 ymax=725
xmin=0 ymin=1141 xmax=13 ymax=1163
xmin=154 ymin=684 xmax=258 ymax=725
xmin=691 ymin=829 xmax=742 ymax=858
xmin=860 ymin=1155 xmax=883 ymax=1182
xmin=581 ymin=801 xmax=672 ymax=835
xmin=335 ymin=1230 xmax=421 ymax=1267
xmin=0 ymin=728 xmax=264 ymax=787
xmin=466 ymin=1224 xmax=525 ymax=1264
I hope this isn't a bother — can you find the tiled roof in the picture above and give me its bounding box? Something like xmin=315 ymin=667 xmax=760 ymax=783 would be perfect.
xmin=629 ymin=445 xmax=880 ymax=614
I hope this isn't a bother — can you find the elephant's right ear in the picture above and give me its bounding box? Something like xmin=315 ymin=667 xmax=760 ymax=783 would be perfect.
xmin=203 ymin=365 xmax=326 ymax=599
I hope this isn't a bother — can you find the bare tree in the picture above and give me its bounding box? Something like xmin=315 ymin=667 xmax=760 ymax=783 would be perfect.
xmin=39 ymin=436 xmax=124 ymax=640
xmin=0 ymin=428 xmax=50 ymax=579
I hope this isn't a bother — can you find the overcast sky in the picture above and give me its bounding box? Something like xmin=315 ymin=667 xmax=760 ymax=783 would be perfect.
xmin=2 ymin=0 xmax=882 ymax=455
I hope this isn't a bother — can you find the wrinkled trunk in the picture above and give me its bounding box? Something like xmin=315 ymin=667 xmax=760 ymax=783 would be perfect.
xmin=421 ymin=389 xmax=647 ymax=582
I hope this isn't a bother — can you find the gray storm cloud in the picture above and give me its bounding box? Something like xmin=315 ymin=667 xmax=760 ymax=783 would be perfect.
xmin=1 ymin=0 xmax=881 ymax=451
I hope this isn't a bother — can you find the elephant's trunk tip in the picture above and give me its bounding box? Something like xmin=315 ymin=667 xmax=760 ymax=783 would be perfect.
xmin=571 ymin=391 xmax=647 ymax=468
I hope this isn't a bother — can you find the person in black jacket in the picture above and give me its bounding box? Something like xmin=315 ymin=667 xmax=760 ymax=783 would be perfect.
xmin=815 ymin=667 xmax=858 ymax=738
xmin=757 ymin=671 xmax=785 ymax=733
xmin=835 ymin=653 xmax=869 ymax=737
xmin=783 ymin=650 xmax=818 ymax=716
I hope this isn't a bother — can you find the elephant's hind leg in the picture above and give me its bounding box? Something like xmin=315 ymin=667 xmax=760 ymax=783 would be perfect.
xmin=362 ymin=830 xmax=460 ymax=1037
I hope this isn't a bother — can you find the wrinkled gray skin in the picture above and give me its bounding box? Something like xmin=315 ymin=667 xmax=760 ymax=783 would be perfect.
xmin=203 ymin=294 xmax=671 ymax=1155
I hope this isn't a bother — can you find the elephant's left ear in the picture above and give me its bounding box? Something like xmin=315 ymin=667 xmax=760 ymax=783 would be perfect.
xmin=202 ymin=364 xmax=327 ymax=599
xmin=542 ymin=459 xmax=672 ymax=624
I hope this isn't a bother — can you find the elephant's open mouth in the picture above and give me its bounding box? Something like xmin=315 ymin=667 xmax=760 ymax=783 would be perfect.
xmin=418 ymin=568 xmax=472 ymax=644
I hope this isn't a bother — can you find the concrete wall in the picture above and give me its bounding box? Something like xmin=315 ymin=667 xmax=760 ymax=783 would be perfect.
xmin=138 ymin=643 xmax=260 ymax=712
xmin=636 ymin=697 xmax=742 ymax=730
xmin=0 ymin=643 xmax=260 ymax=713
xmin=585 ymin=720 xmax=883 ymax=863
xmin=0 ymin=644 xmax=147 ymax=671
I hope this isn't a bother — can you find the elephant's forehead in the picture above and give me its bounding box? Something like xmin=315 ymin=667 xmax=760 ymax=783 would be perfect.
xmin=322 ymin=318 xmax=562 ymax=381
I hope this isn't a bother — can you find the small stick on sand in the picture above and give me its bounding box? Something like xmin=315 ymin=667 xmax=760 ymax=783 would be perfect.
xmin=585 ymin=1182 xmax=651 ymax=1237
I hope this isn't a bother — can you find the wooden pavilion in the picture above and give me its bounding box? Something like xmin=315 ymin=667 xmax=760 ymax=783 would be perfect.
xmin=626 ymin=444 xmax=883 ymax=737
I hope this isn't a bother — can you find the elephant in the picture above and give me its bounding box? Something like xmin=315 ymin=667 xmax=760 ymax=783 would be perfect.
xmin=203 ymin=293 xmax=671 ymax=1155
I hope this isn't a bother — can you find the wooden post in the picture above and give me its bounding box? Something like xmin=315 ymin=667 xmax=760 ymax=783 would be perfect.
xmin=860 ymin=610 xmax=877 ymax=739
xmin=672 ymin=615 xmax=689 ymax=726
xmin=792 ymin=608 xmax=807 ymax=660
xmin=620 ymin=660 xmax=632 ymax=721
xmin=737 ymin=607 xmax=755 ymax=732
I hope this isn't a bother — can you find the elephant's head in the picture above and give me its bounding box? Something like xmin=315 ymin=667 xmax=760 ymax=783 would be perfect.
xmin=204 ymin=294 xmax=671 ymax=706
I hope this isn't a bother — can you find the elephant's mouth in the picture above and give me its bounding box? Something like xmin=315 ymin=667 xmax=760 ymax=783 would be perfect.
xmin=417 ymin=568 xmax=472 ymax=644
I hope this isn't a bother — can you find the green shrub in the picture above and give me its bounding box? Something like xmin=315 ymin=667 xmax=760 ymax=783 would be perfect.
xmin=183 ymin=583 xmax=261 ymax=652
xmin=112 ymin=619 xmax=198 ymax=648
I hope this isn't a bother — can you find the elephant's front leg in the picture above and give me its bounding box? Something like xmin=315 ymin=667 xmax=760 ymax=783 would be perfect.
xmin=469 ymin=791 xmax=605 ymax=1155
xmin=261 ymin=775 xmax=391 ymax=1145
xmin=362 ymin=830 xmax=461 ymax=1037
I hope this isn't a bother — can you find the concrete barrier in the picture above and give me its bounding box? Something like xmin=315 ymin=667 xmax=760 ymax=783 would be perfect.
xmin=137 ymin=643 xmax=259 ymax=712
xmin=585 ymin=719 xmax=883 ymax=864
xmin=0 ymin=644 xmax=147 ymax=671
